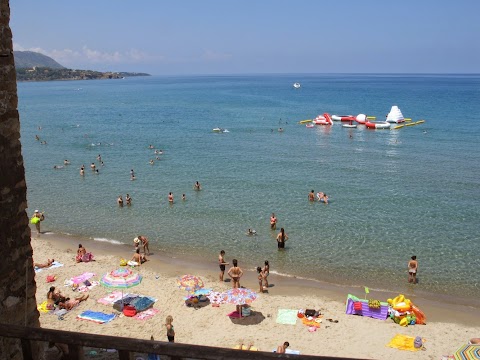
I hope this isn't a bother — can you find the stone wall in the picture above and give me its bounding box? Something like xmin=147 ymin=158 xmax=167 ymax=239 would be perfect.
xmin=0 ymin=0 xmax=41 ymax=358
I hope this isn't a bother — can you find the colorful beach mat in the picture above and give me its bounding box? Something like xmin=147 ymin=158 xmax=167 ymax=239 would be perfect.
xmin=77 ymin=310 xmax=116 ymax=324
xmin=97 ymin=291 xmax=132 ymax=305
xmin=276 ymin=309 xmax=298 ymax=325
xmin=71 ymin=272 xmax=96 ymax=284
xmin=133 ymin=308 xmax=159 ymax=321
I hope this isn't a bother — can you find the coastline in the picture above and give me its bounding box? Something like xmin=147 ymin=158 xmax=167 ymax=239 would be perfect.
xmin=31 ymin=229 xmax=480 ymax=359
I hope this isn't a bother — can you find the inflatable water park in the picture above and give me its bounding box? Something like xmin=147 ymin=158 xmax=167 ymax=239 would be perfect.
xmin=299 ymin=105 xmax=426 ymax=131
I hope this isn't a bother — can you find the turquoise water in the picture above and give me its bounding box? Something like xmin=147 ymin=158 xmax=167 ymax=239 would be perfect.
xmin=18 ymin=74 xmax=480 ymax=303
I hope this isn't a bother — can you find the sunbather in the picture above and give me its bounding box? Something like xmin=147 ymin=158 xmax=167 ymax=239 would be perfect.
xmin=58 ymin=294 xmax=89 ymax=310
xmin=47 ymin=286 xmax=66 ymax=307
xmin=276 ymin=341 xmax=290 ymax=354
xmin=34 ymin=258 xmax=54 ymax=268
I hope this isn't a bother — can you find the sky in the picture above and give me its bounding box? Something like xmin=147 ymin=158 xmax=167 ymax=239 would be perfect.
xmin=9 ymin=0 xmax=480 ymax=75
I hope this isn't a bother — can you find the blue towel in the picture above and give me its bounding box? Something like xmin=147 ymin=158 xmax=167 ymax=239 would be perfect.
xmin=78 ymin=311 xmax=116 ymax=324
xmin=130 ymin=297 xmax=155 ymax=312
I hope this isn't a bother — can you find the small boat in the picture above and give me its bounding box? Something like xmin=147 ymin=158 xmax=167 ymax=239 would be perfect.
xmin=365 ymin=121 xmax=391 ymax=130
xmin=386 ymin=105 xmax=406 ymax=123
xmin=213 ymin=128 xmax=228 ymax=133
xmin=293 ymin=82 xmax=301 ymax=89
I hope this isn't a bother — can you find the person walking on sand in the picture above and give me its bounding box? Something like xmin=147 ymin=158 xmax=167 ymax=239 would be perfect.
xmin=276 ymin=228 xmax=288 ymax=250
xmin=270 ymin=213 xmax=277 ymax=230
xmin=31 ymin=210 xmax=45 ymax=237
xmin=218 ymin=250 xmax=229 ymax=282
xmin=276 ymin=342 xmax=290 ymax=354
xmin=308 ymin=190 xmax=315 ymax=201
xmin=138 ymin=235 xmax=150 ymax=255
xmin=165 ymin=315 xmax=175 ymax=342
xmin=408 ymin=255 xmax=418 ymax=284
xmin=227 ymin=259 xmax=243 ymax=288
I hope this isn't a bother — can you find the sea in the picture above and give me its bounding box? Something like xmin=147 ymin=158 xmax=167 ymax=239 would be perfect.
xmin=17 ymin=74 xmax=480 ymax=306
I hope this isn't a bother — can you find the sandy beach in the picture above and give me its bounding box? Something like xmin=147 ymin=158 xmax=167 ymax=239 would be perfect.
xmin=32 ymin=231 xmax=480 ymax=359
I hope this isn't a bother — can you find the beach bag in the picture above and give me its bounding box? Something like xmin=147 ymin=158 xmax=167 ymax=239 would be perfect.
xmin=123 ymin=305 xmax=137 ymax=317
xmin=414 ymin=336 xmax=423 ymax=348
xmin=305 ymin=309 xmax=316 ymax=317
xmin=83 ymin=280 xmax=91 ymax=287
xmin=119 ymin=258 xmax=127 ymax=266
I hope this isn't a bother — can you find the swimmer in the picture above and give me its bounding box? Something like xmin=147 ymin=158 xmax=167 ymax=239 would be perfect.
xmin=182 ymin=194 xmax=186 ymax=201
xmin=149 ymin=159 xmax=154 ymax=165
xmin=80 ymin=168 xmax=85 ymax=176
xmin=316 ymin=192 xmax=324 ymax=202
xmin=155 ymin=156 xmax=161 ymax=160
xmin=101 ymin=161 xmax=104 ymax=166
xmin=95 ymin=169 xmax=99 ymax=174
xmin=90 ymin=163 xmax=96 ymax=170
xmin=322 ymin=194 xmax=329 ymax=204
xmin=126 ymin=194 xmax=132 ymax=205
xmin=53 ymin=165 xmax=64 ymax=169
xmin=35 ymin=135 xmax=40 ymax=141
xmin=148 ymin=144 xmax=154 ymax=149
xmin=168 ymin=192 xmax=174 ymax=203
xmin=278 ymin=128 xmax=284 ymax=132
xmin=64 ymin=160 xmax=70 ymax=165
xmin=270 ymin=213 xmax=277 ymax=230
xmin=193 ymin=181 xmax=201 ymax=191
xmin=117 ymin=195 xmax=124 ymax=207
xmin=308 ymin=190 xmax=315 ymax=202
xmin=246 ymin=229 xmax=257 ymax=236
xmin=40 ymin=141 xmax=47 ymax=145
xmin=97 ymin=154 xmax=102 ymax=162
xmin=130 ymin=169 xmax=135 ymax=181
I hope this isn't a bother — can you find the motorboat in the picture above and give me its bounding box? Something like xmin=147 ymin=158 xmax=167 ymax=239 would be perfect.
xmin=386 ymin=105 xmax=405 ymax=123
xmin=213 ymin=128 xmax=229 ymax=133
xmin=293 ymin=82 xmax=301 ymax=89
xmin=365 ymin=121 xmax=391 ymax=130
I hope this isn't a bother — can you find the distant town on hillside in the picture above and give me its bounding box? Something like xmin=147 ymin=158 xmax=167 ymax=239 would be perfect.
xmin=14 ymin=51 xmax=150 ymax=81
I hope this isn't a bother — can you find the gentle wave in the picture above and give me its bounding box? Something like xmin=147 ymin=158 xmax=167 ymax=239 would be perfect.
xmin=93 ymin=237 xmax=123 ymax=245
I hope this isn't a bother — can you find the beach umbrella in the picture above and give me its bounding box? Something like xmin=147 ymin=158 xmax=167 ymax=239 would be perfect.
xmin=206 ymin=291 xmax=226 ymax=305
xmin=454 ymin=344 xmax=480 ymax=360
xmin=221 ymin=288 xmax=257 ymax=306
xmin=100 ymin=268 xmax=142 ymax=309
xmin=176 ymin=275 xmax=204 ymax=293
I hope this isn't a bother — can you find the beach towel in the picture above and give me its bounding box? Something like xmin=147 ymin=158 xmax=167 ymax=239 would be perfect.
xmin=37 ymin=300 xmax=52 ymax=313
xmin=133 ymin=308 xmax=159 ymax=321
xmin=97 ymin=291 xmax=128 ymax=305
xmin=386 ymin=334 xmax=425 ymax=351
xmin=71 ymin=272 xmax=96 ymax=284
xmin=276 ymin=309 xmax=298 ymax=325
xmin=301 ymin=317 xmax=321 ymax=328
xmin=77 ymin=280 xmax=99 ymax=293
xmin=34 ymin=261 xmax=64 ymax=273
xmin=77 ymin=310 xmax=116 ymax=324
xmin=272 ymin=349 xmax=301 ymax=355
xmin=227 ymin=311 xmax=243 ymax=318
xmin=113 ymin=295 xmax=139 ymax=311
xmin=130 ymin=297 xmax=155 ymax=312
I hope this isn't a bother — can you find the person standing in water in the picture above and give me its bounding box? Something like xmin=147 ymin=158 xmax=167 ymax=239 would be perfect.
xmin=117 ymin=195 xmax=124 ymax=207
xmin=31 ymin=210 xmax=45 ymax=237
xmin=408 ymin=256 xmax=418 ymax=284
xmin=193 ymin=181 xmax=201 ymax=190
xmin=126 ymin=194 xmax=132 ymax=205
xmin=168 ymin=192 xmax=174 ymax=203
xmin=276 ymin=228 xmax=288 ymax=250
xmin=270 ymin=213 xmax=277 ymax=230
xmin=308 ymin=190 xmax=315 ymax=201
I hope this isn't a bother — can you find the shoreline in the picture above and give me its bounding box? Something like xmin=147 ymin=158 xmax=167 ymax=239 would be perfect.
xmin=34 ymin=228 xmax=480 ymax=326
xmin=31 ymin=230 xmax=480 ymax=359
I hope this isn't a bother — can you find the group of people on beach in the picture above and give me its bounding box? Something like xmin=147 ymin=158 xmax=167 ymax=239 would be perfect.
xmin=308 ymin=190 xmax=329 ymax=204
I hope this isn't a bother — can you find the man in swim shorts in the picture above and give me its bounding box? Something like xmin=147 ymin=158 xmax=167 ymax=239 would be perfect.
xmin=308 ymin=190 xmax=315 ymax=201
xmin=408 ymin=255 xmax=418 ymax=284
xmin=218 ymin=250 xmax=229 ymax=281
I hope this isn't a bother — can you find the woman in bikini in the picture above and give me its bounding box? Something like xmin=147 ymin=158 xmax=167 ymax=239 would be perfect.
xmin=58 ymin=294 xmax=89 ymax=310
xmin=227 ymin=259 xmax=243 ymax=288
xmin=263 ymin=260 xmax=270 ymax=288
xmin=270 ymin=213 xmax=277 ymax=230
xmin=256 ymin=267 xmax=266 ymax=293
xmin=276 ymin=228 xmax=288 ymax=249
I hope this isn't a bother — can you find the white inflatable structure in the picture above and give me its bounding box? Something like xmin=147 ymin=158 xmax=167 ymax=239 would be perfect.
xmin=386 ymin=106 xmax=405 ymax=123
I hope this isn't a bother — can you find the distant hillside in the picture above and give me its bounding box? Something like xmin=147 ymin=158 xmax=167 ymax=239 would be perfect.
xmin=13 ymin=50 xmax=150 ymax=81
xmin=14 ymin=51 xmax=65 ymax=69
